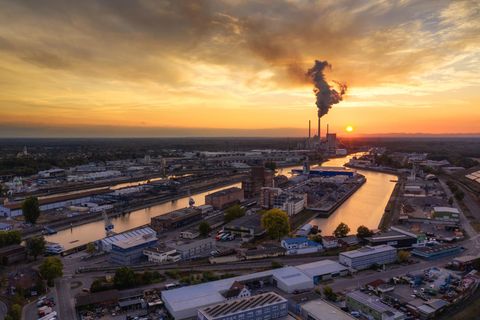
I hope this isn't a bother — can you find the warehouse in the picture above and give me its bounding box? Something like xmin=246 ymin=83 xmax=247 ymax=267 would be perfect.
xmin=98 ymin=227 xmax=157 ymax=252
xmin=205 ymin=187 xmax=244 ymax=209
xmin=162 ymin=260 xmax=343 ymax=319
xmin=339 ymin=245 xmax=397 ymax=270
xmin=109 ymin=232 xmax=158 ymax=265
xmin=150 ymin=207 xmax=202 ymax=232
xmin=296 ymin=260 xmax=349 ymax=284
xmin=197 ymin=292 xmax=288 ymax=320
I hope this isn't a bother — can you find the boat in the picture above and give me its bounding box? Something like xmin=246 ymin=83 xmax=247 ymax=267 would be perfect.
xmin=45 ymin=242 xmax=64 ymax=255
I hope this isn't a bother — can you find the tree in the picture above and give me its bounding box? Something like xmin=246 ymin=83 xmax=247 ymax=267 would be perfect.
xmin=224 ymin=204 xmax=245 ymax=223
xmin=26 ymin=236 xmax=46 ymax=260
xmin=39 ymin=257 xmax=63 ymax=287
xmin=333 ymin=222 xmax=350 ymax=238
xmin=323 ymin=286 xmax=337 ymax=301
xmin=356 ymin=225 xmax=373 ymax=239
xmin=261 ymin=208 xmax=290 ymax=240
xmin=198 ymin=221 xmax=211 ymax=237
xmin=6 ymin=304 xmax=21 ymax=320
xmin=397 ymin=250 xmax=411 ymax=263
xmin=22 ymin=196 xmax=40 ymax=224
xmin=0 ymin=230 xmax=21 ymax=248
xmin=86 ymin=242 xmax=96 ymax=255
xmin=113 ymin=267 xmax=136 ymax=289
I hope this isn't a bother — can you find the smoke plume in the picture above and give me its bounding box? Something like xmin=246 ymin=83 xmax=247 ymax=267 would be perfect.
xmin=306 ymin=60 xmax=347 ymax=117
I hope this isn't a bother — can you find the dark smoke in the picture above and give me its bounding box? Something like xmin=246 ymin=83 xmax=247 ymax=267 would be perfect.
xmin=306 ymin=60 xmax=347 ymax=117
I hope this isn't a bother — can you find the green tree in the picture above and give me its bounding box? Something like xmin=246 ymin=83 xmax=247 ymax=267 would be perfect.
xmin=0 ymin=230 xmax=21 ymax=248
xmin=198 ymin=221 xmax=211 ymax=237
xmin=113 ymin=267 xmax=136 ymax=289
xmin=261 ymin=208 xmax=290 ymax=240
xmin=22 ymin=196 xmax=40 ymax=224
xmin=26 ymin=236 xmax=46 ymax=260
xmin=39 ymin=257 xmax=63 ymax=287
xmin=333 ymin=222 xmax=350 ymax=238
xmin=323 ymin=286 xmax=337 ymax=301
xmin=6 ymin=304 xmax=21 ymax=320
xmin=356 ymin=225 xmax=373 ymax=239
xmin=86 ymin=242 xmax=96 ymax=255
xmin=397 ymin=250 xmax=411 ymax=263
xmin=224 ymin=204 xmax=245 ymax=223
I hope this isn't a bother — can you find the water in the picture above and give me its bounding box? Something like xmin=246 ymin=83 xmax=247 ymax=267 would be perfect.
xmin=309 ymin=154 xmax=397 ymax=236
xmin=46 ymin=154 xmax=397 ymax=248
xmin=46 ymin=183 xmax=240 ymax=249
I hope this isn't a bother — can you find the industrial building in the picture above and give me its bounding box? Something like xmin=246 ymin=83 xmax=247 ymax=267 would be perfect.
xmin=176 ymin=238 xmax=216 ymax=260
xmin=295 ymin=260 xmax=349 ymax=284
xmin=150 ymin=207 xmax=203 ymax=232
xmin=143 ymin=247 xmax=181 ymax=264
xmin=346 ymin=291 xmax=406 ymax=320
xmin=224 ymin=214 xmax=265 ymax=239
xmin=300 ymin=299 xmax=356 ymax=320
xmin=292 ymin=166 xmax=355 ymax=178
xmin=339 ymin=245 xmax=397 ymax=270
xmin=109 ymin=232 xmax=158 ymax=265
xmin=98 ymin=227 xmax=157 ymax=252
xmin=411 ymin=244 xmax=461 ymax=260
xmin=260 ymin=187 xmax=307 ymax=216
xmin=162 ymin=259 xmax=344 ymax=319
xmin=365 ymin=230 xmax=418 ymax=249
xmin=197 ymin=292 xmax=288 ymax=320
xmin=205 ymin=187 xmax=244 ymax=209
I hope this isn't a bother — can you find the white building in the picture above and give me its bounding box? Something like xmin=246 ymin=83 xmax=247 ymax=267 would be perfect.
xmin=301 ymin=299 xmax=356 ymax=320
xmin=143 ymin=247 xmax=181 ymax=264
xmin=339 ymin=245 xmax=397 ymax=270
xmin=98 ymin=227 xmax=157 ymax=252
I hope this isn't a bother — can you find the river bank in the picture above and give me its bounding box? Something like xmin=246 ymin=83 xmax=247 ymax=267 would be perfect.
xmin=22 ymin=176 xmax=244 ymax=239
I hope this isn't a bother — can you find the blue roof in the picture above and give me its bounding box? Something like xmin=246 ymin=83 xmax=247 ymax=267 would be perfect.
xmin=282 ymin=237 xmax=309 ymax=245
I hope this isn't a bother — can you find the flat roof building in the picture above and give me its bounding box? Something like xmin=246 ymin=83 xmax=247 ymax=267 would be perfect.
xmin=346 ymin=291 xmax=405 ymax=320
xmin=339 ymin=245 xmax=397 ymax=270
xmin=151 ymin=207 xmax=202 ymax=232
xmin=98 ymin=227 xmax=157 ymax=252
xmin=162 ymin=259 xmax=342 ymax=319
xmin=109 ymin=232 xmax=158 ymax=265
xmin=296 ymin=260 xmax=349 ymax=284
xmin=205 ymin=187 xmax=244 ymax=209
xmin=412 ymin=244 xmax=461 ymax=260
xmin=197 ymin=292 xmax=288 ymax=320
xmin=301 ymin=299 xmax=356 ymax=320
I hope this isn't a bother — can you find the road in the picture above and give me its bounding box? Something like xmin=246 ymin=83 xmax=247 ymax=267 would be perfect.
xmin=55 ymin=277 xmax=76 ymax=320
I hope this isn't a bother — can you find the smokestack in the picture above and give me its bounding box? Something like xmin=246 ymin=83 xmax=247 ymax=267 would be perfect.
xmin=327 ymin=123 xmax=329 ymax=138
xmin=318 ymin=116 xmax=321 ymax=142
xmin=308 ymin=120 xmax=311 ymax=140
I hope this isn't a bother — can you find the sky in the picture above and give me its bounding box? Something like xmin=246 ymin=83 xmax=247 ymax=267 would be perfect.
xmin=0 ymin=0 xmax=479 ymax=137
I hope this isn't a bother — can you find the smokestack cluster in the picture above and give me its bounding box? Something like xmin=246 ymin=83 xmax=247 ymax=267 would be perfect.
xmin=306 ymin=60 xmax=347 ymax=118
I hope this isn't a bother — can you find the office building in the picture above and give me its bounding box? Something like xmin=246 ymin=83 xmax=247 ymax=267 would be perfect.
xmin=205 ymin=187 xmax=244 ymax=209
xmin=197 ymin=292 xmax=288 ymax=320
xmin=339 ymin=245 xmax=397 ymax=270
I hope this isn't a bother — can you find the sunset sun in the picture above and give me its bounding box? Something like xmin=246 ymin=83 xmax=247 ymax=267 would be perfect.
xmin=346 ymin=125 xmax=354 ymax=133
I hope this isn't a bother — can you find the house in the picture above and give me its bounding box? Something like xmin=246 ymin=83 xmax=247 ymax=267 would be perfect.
xmin=322 ymin=236 xmax=339 ymax=249
xmin=222 ymin=281 xmax=251 ymax=300
xmin=281 ymin=237 xmax=322 ymax=255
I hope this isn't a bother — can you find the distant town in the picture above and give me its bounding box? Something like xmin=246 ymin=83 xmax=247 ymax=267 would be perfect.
xmin=0 ymin=136 xmax=479 ymax=320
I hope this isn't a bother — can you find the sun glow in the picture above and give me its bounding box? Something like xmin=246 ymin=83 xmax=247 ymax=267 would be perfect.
xmin=346 ymin=125 xmax=354 ymax=133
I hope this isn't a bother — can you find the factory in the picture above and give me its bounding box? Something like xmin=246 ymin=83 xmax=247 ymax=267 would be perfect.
xmin=97 ymin=227 xmax=157 ymax=252
xmin=161 ymin=259 xmax=347 ymax=319
xmin=339 ymin=245 xmax=397 ymax=270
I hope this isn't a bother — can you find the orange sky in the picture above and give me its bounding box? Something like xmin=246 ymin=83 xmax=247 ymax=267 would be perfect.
xmin=0 ymin=0 xmax=479 ymax=137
